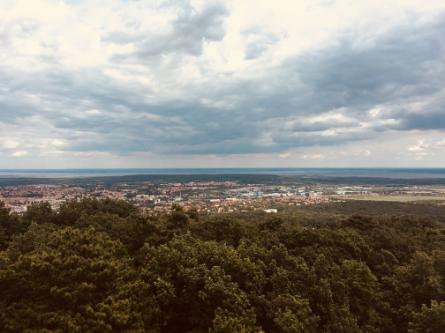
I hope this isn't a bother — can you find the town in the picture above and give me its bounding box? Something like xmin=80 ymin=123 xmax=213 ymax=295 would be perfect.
xmin=2 ymin=180 xmax=445 ymax=215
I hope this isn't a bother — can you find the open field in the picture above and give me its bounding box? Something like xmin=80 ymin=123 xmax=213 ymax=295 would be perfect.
xmin=335 ymin=195 xmax=445 ymax=202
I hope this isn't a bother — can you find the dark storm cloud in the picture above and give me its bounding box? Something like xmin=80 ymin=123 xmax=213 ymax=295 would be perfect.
xmin=212 ymin=12 xmax=445 ymax=152
xmin=2 ymin=11 xmax=445 ymax=156
xmin=296 ymin=18 xmax=445 ymax=112
xmin=396 ymin=93 xmax=445 ymax=130
xmin=0 ymin=70 xmax=43 ymax=121
xmin=106 ymin=2 xmax=228 ymax=59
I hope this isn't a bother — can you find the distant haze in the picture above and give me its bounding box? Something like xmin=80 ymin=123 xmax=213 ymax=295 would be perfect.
xmin=2 ymin=168 xmax=445 ymax=180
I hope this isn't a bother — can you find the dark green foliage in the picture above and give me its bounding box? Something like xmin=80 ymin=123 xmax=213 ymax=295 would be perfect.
xmin=0 ymin=202 xmax=24 ymax=250
xmin=0 ymin=226 xmax=141 ymax=332
xmin=408 ymin=301 xmax=445 ymax=333
xmin=22 ymin=201 xmax=54 ymax=225
xmin=55 ymin=198 xmax=136 ymax=226
xmin=0 ymin=198 xmax=444 ymax=332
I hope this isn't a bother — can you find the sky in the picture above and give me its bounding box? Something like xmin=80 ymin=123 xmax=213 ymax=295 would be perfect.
xmin=1 ymin=0 xmax=445 ymax=168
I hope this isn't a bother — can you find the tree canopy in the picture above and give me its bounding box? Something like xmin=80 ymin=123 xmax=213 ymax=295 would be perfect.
xmin=1 ymin=198 xmax=444 ymax=332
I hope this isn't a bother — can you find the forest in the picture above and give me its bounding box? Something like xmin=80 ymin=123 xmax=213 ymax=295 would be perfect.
xmin=0 ymin=198 xmax=444 ymax=332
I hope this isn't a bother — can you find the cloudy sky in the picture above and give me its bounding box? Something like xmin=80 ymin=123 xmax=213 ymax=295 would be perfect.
xmin=1 ymin=0 xmax=445 ymax=168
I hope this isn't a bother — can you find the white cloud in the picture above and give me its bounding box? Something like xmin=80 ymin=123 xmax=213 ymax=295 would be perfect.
xmin=279 ymin=152 xmax=291 ymax=158
xmin=436 ymin=138 xmax=445 ymax=146
xmin=302 ymin=153 xmax=325 ymax=160
xmin=0 ymin=139 xmax=19 ymax=149
xmin=1 ymin=0 xmax=445 ymax=167
xmin=408 ymin=139 xmax=429 ymax=152
xmin=12 ymin=150 xmax=28 ymax=157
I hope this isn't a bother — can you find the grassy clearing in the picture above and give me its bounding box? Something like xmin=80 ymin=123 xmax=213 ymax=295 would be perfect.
xmin=333 ymin=195 xmax=445 ymax=202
